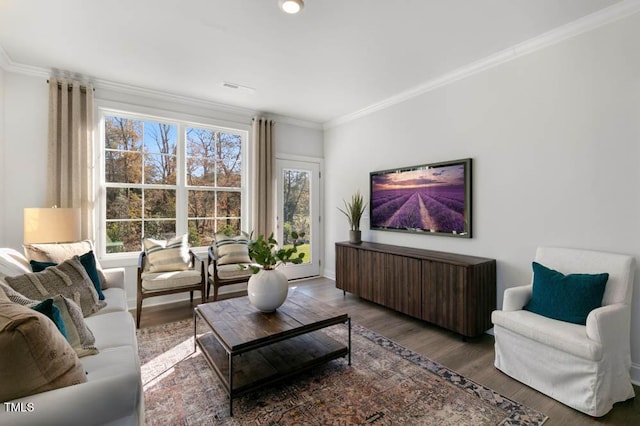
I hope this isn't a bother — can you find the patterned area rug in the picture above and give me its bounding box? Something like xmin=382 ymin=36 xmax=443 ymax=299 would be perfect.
xmin=137 ymin=319 xmax=547 ymax=425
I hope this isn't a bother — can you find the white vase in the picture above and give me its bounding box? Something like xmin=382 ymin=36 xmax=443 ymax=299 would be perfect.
xmin=247 ymin=269 xmax=289 ymax=312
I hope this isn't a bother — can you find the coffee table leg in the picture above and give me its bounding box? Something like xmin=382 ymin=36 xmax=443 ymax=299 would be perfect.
xmin=193 ymin=310 xmax=197 ymax=352
xmin=348 ymin=317 xmax=351 ymax=366
xmin=228 ymin=352 xmax=233 ymax=416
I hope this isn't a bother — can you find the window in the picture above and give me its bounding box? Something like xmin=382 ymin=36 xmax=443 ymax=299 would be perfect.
xmin=101 ymin=111 xmax=247 ymax=254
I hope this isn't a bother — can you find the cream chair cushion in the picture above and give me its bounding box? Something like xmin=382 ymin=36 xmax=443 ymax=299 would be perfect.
xmin=140 ymin=269 xmax=202 ymax=292
xmin=208 ymin=263 xmax=253 ymax=281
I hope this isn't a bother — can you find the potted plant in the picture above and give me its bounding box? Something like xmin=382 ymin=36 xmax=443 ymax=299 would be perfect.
xmin=244 ymin=232 xmax=305 ymax=312
xmin=338 ymin=190 xmax=367 ymax=244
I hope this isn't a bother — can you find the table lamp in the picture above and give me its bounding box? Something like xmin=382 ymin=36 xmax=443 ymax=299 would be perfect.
xmin=24 ymin=207 xmax=81 ymax=244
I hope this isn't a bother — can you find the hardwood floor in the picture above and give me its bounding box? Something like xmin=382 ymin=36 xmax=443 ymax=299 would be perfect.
xmin=137 ymin=277 xmax=640 ymax=425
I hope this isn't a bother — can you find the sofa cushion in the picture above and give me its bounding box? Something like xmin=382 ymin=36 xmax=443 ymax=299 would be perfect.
xmin=524 ymin=262 xmax=608 ymax=325
xmin=24 ymin=240 xmax=107 ymax=288
xmin=97 ymin=287 xmax=128 ymax=314
xmin=85 ymin=311 xmax=137 ymax=350
xmin=143 ymin=234 xmax=190 ymax=273
xmin=0 ymin=300 xmax=87 ymax=402
xmin=30 ymin=250 xmax=105 ymax=300
xmin=0 ymin=248 xmax=31 ymax=279
xmin=5 ymin=257 xmax=106 ymax=317
xmin=214 ymin=232 xmax=251 ymax=265
xmin=79 ymin=345 xmax=142 ymax=419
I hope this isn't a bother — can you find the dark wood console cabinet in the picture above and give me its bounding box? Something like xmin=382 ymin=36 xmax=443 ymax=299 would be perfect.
xmin=335 ymin=241 xmax=496 ymax=338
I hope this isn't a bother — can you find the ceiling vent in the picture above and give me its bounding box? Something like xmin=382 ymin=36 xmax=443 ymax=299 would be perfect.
xmin=221 ymin=82 xmax=256 ymax=94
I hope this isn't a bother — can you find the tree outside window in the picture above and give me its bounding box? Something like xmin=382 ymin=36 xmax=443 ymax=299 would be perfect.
xmin=103 ymin=114 xmax=244 ymax=254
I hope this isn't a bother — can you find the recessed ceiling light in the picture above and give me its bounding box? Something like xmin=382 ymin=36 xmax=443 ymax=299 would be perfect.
xmin=279 ymin=0 xmax=304 ymax=14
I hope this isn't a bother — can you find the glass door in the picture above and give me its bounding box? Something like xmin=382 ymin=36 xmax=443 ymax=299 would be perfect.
xmin=276 ymin=158 xmax=320 ymax=279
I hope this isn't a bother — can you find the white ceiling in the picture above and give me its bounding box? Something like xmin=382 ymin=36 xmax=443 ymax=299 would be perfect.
xmin=0 ymin=0 xmax=623 ymax=124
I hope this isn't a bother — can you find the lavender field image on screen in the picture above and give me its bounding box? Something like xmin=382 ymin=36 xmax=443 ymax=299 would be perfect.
xmin=370 ymin=162 xmax=469 ymax=235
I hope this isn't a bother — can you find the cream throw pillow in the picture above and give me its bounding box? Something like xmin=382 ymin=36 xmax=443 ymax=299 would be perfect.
xmin=23 ymin=240 xmax=108 ymax=288
xmin=214 ymin=232 xmax=251 ymax=265
xmin=5 ymin=257 xmax=105 ymax=317
xmin=0 ymin=300 xmax=87 ymax=402
xmin=143 ymin=234 xmax=190 ymax=273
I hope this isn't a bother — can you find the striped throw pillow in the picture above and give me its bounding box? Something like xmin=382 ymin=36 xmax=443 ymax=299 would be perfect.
xmin=143 ymin=234 xmax=190 ymax=273
xmin=214 ymin=233 xmax=251 ymax=266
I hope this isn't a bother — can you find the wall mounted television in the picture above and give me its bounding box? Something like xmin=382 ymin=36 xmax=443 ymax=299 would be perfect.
xmin=370 ymin=158 xmax=472 ymax=238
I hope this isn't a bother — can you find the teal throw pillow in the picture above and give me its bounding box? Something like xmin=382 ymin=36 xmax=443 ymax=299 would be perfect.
xmin=30 ymin=260 xmax=57 ymax=271
xmin=524 ymin=262 xmax=608 ymax=325
xmin=30 ymin=298 xmax=69 ymax=341
xmin=30 ymin=251 xmax=105 ymax=300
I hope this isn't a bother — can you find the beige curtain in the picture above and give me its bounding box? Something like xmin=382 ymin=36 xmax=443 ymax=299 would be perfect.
xmin=251 ymin=117 xmax=275 ymax=237
xmin=46 ymin=78 xmax=95 ymax=241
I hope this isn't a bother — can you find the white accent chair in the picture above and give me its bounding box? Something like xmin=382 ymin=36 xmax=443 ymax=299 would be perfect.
xmin=491 ymin=247 xmax=636 ymax=417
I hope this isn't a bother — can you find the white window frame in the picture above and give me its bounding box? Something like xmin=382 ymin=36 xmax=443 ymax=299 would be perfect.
xmin=95 ymin=101 xmax=250 ymax=260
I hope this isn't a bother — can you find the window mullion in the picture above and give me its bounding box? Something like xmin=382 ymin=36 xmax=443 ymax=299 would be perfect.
xmin=176 ymin=123 xmax=188 ymax=236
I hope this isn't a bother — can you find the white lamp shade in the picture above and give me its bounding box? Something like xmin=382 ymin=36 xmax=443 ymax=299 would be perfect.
xmin=24 ymin=208 xmax=81 ymax=244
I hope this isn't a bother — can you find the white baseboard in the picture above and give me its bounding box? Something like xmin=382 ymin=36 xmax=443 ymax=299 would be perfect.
xmin=631 ymin=363 xmax=640 ymax=386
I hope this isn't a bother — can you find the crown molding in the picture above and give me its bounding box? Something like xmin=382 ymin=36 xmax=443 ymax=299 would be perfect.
xmin=323 ymin=0 xmax=640 ymax=129
xmin=267 ymin=114 xmax=323 ymax=130
xmin=0 ymin=47 xmax=49 ymax=78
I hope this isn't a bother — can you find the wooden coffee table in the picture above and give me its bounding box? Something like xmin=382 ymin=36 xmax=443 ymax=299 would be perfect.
xmin=194 ymin=291 xmax=351 ymax=416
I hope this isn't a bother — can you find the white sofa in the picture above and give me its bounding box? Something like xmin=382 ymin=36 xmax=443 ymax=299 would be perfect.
xmin=0 ymin=248 xmax=144 ymax=426
xmin=492 ymin=246 xmax=635 ymax=417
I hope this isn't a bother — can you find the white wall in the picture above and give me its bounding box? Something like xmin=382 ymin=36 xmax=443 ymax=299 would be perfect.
xmin=1 ymin=73 xmax=49 ymax=248
xmin=324 ymin=13 xmax=640 ymax=380
xmin=275 ymin=121 xmax=323 ymax=158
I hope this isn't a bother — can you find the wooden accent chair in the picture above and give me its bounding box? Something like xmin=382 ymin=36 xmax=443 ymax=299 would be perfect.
xmin=207 ymin=246 xmax=252 ymax=301
xmin=136 ymin=249 xmax=205 ymax=328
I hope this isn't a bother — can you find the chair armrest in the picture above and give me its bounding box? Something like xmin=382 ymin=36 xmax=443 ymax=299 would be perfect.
xmin=190 ymin=250 xmax=203 ymax=267
xmin=101 ymin=267 xmax=125 ymax=290
xmin=586 ymin=303 xmax=630 ymax=347
xmin=137 ymin=251 xmax=146 ymax=270
xmin=207 ymin=246 xmax=219 ymax=278
xmin=190 ymin=250 xmax=205 ymax=278
xmin=502 ymin=285 xmax=532 ymax=311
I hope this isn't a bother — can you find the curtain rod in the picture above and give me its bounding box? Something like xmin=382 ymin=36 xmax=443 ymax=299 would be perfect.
xmin=46 ymin=79 xmax=95 ymax=91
